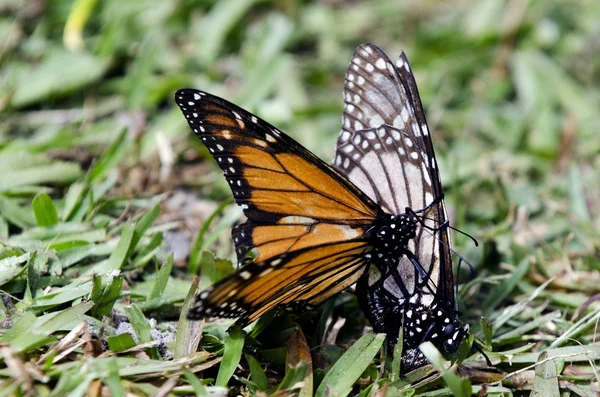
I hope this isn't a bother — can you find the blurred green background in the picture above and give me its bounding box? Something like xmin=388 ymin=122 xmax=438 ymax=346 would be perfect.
xmin=1 ymin=0 xmax=599 ymax=395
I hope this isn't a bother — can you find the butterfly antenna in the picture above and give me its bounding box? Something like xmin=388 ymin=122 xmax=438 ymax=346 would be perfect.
xmin=406 ymin=206 xmax=478 ymax=297
xmin=454 ymin=256 xmax=476 ymax=299
xmin=406 ymin=251 xmax=438 ymax=296
xmin=407 ymin=197 xmax=479 ymax=248
xmin=412 ymin=212 xmax=479 ymax=247
xmin=447 ymin=224 xmax=479 ymax=247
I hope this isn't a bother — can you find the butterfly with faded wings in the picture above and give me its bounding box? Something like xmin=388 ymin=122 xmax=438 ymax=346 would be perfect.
xmin=174 ymin=43 xmax=471 ymax=373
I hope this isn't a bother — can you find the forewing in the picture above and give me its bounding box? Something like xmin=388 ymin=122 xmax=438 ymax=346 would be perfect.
xmin=333 ymin=44 xmax=453 ymax=307
xmin=188 ymin=241 xmax=370 ymax=324
xmin=396 ymin=52 xmax=454 ymax=307
xmin=175 ymin=89 xmax=379 ymax=265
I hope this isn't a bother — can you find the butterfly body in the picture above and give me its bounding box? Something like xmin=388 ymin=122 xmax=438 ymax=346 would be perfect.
xmin=358 ymin=274 xmax=467 ymax=371
xmin=368 ymin=212 xmax=417 ymax=256
xmin=175 ymin=43 xmax=470 ymax=374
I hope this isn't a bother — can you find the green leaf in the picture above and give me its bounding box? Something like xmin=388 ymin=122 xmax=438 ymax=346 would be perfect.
xmin=123 ymin=303 xmax=159 ymax=359
xmin=89 ymin=128 xmax=129 ymax=182
xmin=103 ymin=357 xmax=125 ymax=397
xmin=174 ymin=276 xmax=202 ymax=358
xmin=131 ymin=204 xmax=160 ymax=252
xmin=36 ymin=301 xmax=94 ymax=334
xmin=532 ymin=351 xmax=560 ymax=397
xmin=10 ymin=50 xmax=111 ymax=108
xmin=0 ymin=252 xmax=30 ymax=286
xmin=189 ymin=199 xmax=233 ymax=274
xmin=391 ymin=324 xmax=404 ymax=381
xmin=91 ymin=273 xmax=124 ymax=318
xmin=94 ymin=223 xmax=135 ymax=274
xmin=245 ymin=354 xmax=269 ymax=391
xmin=215 ymin=325 xmax=245 ymax=387
xmin=32 ymin=193 xmax=60 ymax=227
xmin=420 ymin=342 xmax=471 ymax=397
xmin=183 ymin=370 xmax=209 ymax=397
xmin=0 ymin=162 xmax=81 ymax=192
xmin=315 ymin=332 xmax=385 ymax=397
xmin=148 ymin=255 xmax=172 ymax=300
xmin=107 ymin=333 xmax=137 ymax=352
xmin=195 ymin=0 xmax=261 ymax=64
xmin=483 ymin=258 xmax=530 ymax=315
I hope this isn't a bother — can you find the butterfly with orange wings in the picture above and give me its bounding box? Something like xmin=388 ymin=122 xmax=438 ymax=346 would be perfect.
xmin=175 ymin=43 xmax=473 ymax=373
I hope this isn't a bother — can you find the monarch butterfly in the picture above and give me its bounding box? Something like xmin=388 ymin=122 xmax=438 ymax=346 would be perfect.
xmin=174 ymin=43 xmax=469 ymax=373
xmin=333 ymin=44 xmax=471 ymax=371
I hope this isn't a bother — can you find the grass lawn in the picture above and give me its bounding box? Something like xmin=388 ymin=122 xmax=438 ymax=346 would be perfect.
xmin=1 ymin=0 xmax=599 ymax=395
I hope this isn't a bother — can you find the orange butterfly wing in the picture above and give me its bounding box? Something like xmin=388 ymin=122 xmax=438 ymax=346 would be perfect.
xmin=174 ymin=89 xmax=380 ymax=323
xmin=190 ymin=241 xmax=370 ymax=323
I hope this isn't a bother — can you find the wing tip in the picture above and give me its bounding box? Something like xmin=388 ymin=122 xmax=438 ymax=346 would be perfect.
xmin=174 ymin=88 xmax=211 ymax=104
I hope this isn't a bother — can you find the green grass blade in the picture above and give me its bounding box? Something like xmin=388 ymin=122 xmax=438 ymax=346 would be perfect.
xmin=106 ymin=333 xmax=137 ymax=352
xmin=215 ymin=326 xmax=245 ymax=387
xmin=90 ymin=273 xmax=124 ymax=318
xmin=196 ymin=0 xmax=261 ymax=64
xmin=61 ymin=182 xmax=89 ymax=222
xmin=189 ymin=199 xmax=232 ymax=275
xmin=245 ymin=354 xmax=269 ymax=391
xmin=9 ymin=50 xmax=110 ymax=108
xmin=391 ymin=325 xmax=404 ymax=381
xmin=94 ymin=223 xmax=135 ymax=274
xmin=174 ymin=276 xmax=202 ymax=358
xmin=104 ymin=358 xmax=125 ymax=397
xmin=532 ymin=351 xmax=560 ymax=397
xmin=183 ymin=370 xmax=209 ymax=397
xmin=483 ymin=257 xmax=530 ymax=315
xmin=123 ymin=304 xmax=160 ymax=360
xmin=36 ymin=301 xmax=95 ymax=335
xmin=32 ymin=193 xmax=58 ymax=227
xmin=131 ymin=204 xmax=160 ymax=250
xmin=420 ymin=342 xmax=471 ymax=397
xmin=148 ymin=255 xmax=173 ymax=300
xmin=89 ymin=128 xmax=129 ymax=182
xmin=315 ymin=332 xmax=385 ymax=397
xmin=0 ymin=312 xmax=36 ymax=343
xmin=0 ymin=252 xmax=30 ymax=286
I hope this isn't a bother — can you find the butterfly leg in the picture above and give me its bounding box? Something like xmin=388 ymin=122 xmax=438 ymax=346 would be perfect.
xmin=404 ymin=250 xmax=428 ymax=279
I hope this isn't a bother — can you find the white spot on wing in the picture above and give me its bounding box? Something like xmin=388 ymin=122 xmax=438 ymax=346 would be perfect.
xmin=425 ymin=192 xmax=434 ymax=204
xmin=279 ymin=216 xmax=316 ymax=225
xmin=401 ymin=107 xmax=410 ymax=122
xmin=369 ymin=115 xmax=384 ymax=128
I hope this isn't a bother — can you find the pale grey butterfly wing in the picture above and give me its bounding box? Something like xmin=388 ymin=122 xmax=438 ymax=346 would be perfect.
xmin=333 ymin=43 xmax=454 ymax=309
